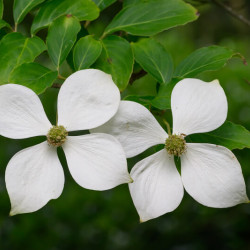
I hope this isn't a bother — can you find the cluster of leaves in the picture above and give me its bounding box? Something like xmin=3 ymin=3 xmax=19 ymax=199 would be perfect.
xmin=0 ymin=0 xmax=249 ymax=151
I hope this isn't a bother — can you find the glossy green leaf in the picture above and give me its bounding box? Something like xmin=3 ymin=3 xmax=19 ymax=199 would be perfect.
xmin=123 ymin=0 xmax=140 ymax=7
xmin=123 ymin=95 xmax=154 ymax=109
xmin=174 ymin=46 xmax=236 ymax=78
xmin=73 ymin=35 xmax=102 ymax=70
xmin=132 ymin=38 xmax=173 ymax=84
xmin=188 ymin=121 xmax=250 ymax=150
xmin=151 ymin=79 xmax=178 ymax=110
xmin=9 ymin=63 xmax=58 ymax=94
xmin=47 ymin=15 xmax=81 ymax=68
xmin=31 ymin=0 xmax=99 ymax=34
xmin=104 ymin=0 xmax=198 ymax=36
xmin=14 ymin=0 xmax=45 ymax=24
xmin=0 ymin=19 xmax=10 ymax=30
xmin=0 ymin=32 xmax=46 ymax=84
xmin=93 ymin=0 xmax=116 ymax=10
xmin=94 ymin=36 xmax=133 ymax=91
xmin=0 ymin=0 xmax=3 ymax=18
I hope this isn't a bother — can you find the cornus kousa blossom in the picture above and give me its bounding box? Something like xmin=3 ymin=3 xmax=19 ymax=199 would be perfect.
xmin=0 ymin=69 xmax=132 ymax=216
xmin=92 ymin=78 xmax=249 ymax=222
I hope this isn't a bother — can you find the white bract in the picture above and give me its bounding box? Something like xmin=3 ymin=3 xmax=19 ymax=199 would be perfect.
xmin=0 ymin=69 xmax=132 ymax=216
xmin=92 ymin=78 xmax=249 ymax=222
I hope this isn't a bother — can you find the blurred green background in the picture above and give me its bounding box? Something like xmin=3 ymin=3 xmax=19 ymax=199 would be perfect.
xmin=1 ymin=0 xmax=250 ymax=249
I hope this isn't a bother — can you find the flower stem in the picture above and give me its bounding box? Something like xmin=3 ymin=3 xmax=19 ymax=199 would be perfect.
xmin=162 ymin=118 xmax=172 ymax=136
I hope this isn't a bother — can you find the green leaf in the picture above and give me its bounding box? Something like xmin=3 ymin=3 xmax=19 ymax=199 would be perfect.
xmin=0 ymin=32 xmax=46 ymax=84
xmin=9 ymin=63 xmax=58 ymax=94
xmin=94 ymin=35 xmax=133 ymax=91
xmin=47 ymin=15 xmax=81 ymax=68
xmin=73 ymin=35 xmax=102 ymax=70
xmin=174 ymin=46 xmax=236 ymax=78
xmin=0 ymin=0 xmax=3 ymax=19
xmin=123 ymin=0 xmax=140 ymax=7
xmin=123 ymin=95 xmax=154 ymax=109
xmin=151 ymin=79 xmax=178 ymax=110
xmin=14 ymin=0 xmax=45 ymax=24
xmin=31 ymin=0 xmax=99 ymax=34
xmin=132 ymin=38 xmax=173 ymax=84
xmin=0 ymin=19 xmax=11 ymax=30
xmin=104 ymin=0 xmax=198 ymax=36
xmin=92 ymin=0 xmax=116 ymax=10
xmin=188 ymin=121 xmax=250 ymax=150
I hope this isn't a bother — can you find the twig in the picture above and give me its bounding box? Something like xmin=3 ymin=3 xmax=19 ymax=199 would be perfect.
xmin=57 ymin=74 xmax=66 ymax=80
xmin=52 ymin=83 xmax=62 ymax=88
xmin=84 ymin=21 xmax=90 ymax=28
xmin=14 ymin=23 xmax=17 ymax=32
xmin=129 ymin=70 xmax=147 ymax=84
xmin=211 ymin=0 xmax=250 ymax=27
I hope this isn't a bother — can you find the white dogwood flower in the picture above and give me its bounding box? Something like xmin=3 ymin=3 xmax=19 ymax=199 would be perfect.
xmin=0 ymin=69 xmax=131 ymax=216
xmin=92 ymin=78 xmax=249 ymax=222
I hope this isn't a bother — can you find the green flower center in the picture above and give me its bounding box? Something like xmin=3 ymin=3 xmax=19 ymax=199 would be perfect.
xmin=165 ymin=134 xmax=186 ymax=156
xmin=47 ymin=125 xmax=68 ymax=147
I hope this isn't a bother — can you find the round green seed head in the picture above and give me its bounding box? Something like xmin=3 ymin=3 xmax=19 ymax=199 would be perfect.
xmin=47 ymin=125 xmax=68 ymax=147
xmin=165 ymin=134 xmax=186 ymax=156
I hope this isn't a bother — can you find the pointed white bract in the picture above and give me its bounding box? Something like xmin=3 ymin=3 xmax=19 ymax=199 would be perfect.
xmin=63 ymin=134 xmax=131 ymax=191
xmin=92 ymin=101 xmax=168 ymax=158
xmin=172 ymin=79 xmax=227 ymax=136
xmin=94 ymin=78 xmax=248 ymax=221
xmin=129 ymin=150 xmax=183 ymax=222
xmin=6 ymin=142 xmax=64 ymax=215
xmin=0 ymin=84 xmax=51 ymax=139
xmin=181 ymin=143 xmax=249 ymax=208
xmin=1 ymin=69 xmax=130 ymax=215
xmin=57 ymin=69 xmax=120 ymax=131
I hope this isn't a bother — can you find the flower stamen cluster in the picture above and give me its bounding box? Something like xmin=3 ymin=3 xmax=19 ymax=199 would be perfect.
xmin=47 ymin=125 xmax=68 ymax=147
xmin=165 ymin=134 xmax=186 ymax=156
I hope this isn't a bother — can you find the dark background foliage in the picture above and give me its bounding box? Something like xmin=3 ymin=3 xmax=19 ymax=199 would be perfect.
xmin=0 ymin=0 xmax=250 ymax=249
